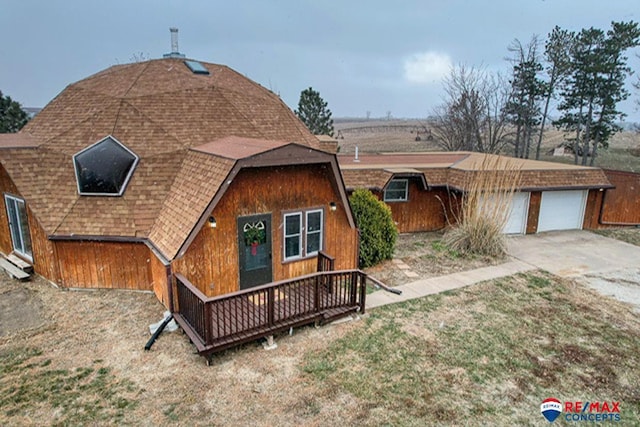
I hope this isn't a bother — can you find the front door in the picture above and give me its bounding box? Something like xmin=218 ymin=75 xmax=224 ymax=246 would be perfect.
xmin=238 ymin=214 xmax=272 ymax=289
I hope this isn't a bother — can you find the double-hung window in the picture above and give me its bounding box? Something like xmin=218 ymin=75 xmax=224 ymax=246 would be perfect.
xmin=283 ymin=209 xmax=323 ymax=260
xmin=4 ymin=195 xmax=33 ymax=260
xmin=384 ymin=179 xmax=408 ymax=202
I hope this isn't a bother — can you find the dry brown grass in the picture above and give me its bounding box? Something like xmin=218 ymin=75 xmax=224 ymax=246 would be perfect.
xmin=443 ymin=155 xmax=522 ymax=257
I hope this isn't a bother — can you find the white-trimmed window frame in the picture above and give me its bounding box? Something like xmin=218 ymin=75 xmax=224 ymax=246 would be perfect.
xmin=72 ymin=135 xmax=139 ymax=197
xmin=283 ymin=208 xmax=324 ymax=261
xmin=4 ymin=194 xmax=33 ymax=261
xmin=384 ymin=179 xmax=408 ymax=202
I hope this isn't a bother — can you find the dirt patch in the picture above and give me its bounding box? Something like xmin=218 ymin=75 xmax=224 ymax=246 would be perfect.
xmin=0 ymin=283 xmax=45 ymax=337
xmin=365 ymin=231 xmax=501 ymax=287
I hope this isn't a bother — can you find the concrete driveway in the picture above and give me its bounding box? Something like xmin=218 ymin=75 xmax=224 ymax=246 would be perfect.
xmin=507 ymin=230 xmax=640 ymax=311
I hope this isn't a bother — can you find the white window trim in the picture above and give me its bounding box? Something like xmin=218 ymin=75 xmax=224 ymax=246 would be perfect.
xmin=305 ymin=209 xmax=324 ymax=256
xmin=283 ymin=208 xmax=324 ymax=261
xmin=73 ymin=135 xmax=139 ymax=197
xmin=4 ymin=194 xmax=33 ymax=261
xmin=384 ymin=179 xmax=408 ymax=202
xmin=283 ymin=212 xmax=303 ymax=261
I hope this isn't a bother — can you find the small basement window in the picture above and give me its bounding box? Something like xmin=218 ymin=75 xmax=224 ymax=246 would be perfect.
xmin=384 ymin=179 xmax=408 ymax=202
xmin=73 ymin=136 xmax=139 ymax=196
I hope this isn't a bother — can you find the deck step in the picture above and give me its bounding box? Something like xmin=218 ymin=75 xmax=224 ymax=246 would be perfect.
xmin=7 ymin=254 xmax=33 ymax=273
xmin=0 ymin=257 xmax=31 ymax=281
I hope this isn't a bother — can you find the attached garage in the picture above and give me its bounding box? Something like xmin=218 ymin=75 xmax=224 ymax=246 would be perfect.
xmin=537 ymin=190 xmax=587 ymax=232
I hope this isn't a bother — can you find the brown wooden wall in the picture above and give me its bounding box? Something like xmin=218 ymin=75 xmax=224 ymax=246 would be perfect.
xmin=599 ymin=170 xmax=640 ymax=226
xmin=376 ymin=183 xmax=451 ymax=233
xmin=0 ymin=164 xmax=20 ymax=255
xmin=525 ymin=191 xmax=542 ymax=234
xmin=150 ymin=252 xmax=170 ymax=307
xmin=54 ymin=241 xmax=154 ymax=290
xmin=173 ymin=164 xmax=358 ymax=298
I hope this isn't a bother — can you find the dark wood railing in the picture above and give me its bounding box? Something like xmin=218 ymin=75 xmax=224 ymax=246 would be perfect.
xmin=173 ymin=269 xmax=367 ymax=358
xmin=317 ymin=251 xmax=335 ymax=272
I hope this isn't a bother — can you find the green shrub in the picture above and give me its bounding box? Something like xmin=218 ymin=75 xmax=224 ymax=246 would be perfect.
xmin=349 ymin=189 xmax=398 ymax=268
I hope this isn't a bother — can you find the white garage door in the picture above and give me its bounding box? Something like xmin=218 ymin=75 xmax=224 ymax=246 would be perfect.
xmin=479 ymin=192 xmax=530 ymax=234
xmin=538 ymin=190 xmax=587 ymax=232
xmin=504 ymin=192 xmax=530 ymax=234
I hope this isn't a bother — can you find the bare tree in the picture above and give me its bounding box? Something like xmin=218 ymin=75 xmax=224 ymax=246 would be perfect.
xmin=431 ymin=65 xmax=513 ymax=154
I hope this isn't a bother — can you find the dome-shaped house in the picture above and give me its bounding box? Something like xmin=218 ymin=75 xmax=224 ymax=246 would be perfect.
xmin=0 ymin=58 xmax=362 ymax=356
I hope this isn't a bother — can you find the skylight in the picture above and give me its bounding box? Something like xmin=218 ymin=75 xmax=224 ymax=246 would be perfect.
xmin=184 ymin=60 xmax=210 ymax=75
xmin=73 ymin=136 xmax=139 ymax=196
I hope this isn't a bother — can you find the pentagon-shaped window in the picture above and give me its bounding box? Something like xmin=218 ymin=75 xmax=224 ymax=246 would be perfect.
xmin=73 ymin=136 xmax=138 ymax=196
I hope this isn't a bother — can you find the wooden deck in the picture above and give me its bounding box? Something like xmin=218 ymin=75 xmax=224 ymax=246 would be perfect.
xmin=172 ymin=267 xmax=367 ymax=360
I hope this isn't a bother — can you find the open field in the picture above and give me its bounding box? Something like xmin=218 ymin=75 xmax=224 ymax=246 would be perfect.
xmin=335 ymin=118 xmax=640 ymax=171
xmin=2 ymin=229 xmax=640 ymax=425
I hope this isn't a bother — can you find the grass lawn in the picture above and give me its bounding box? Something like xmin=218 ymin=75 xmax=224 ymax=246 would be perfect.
xmin=1 ymin=268 xmax=638 ymax=425
xmin=303 ymin=271 xmax=640 ymax=425
xmin=594 ymin=227 xmax=640 ymax=247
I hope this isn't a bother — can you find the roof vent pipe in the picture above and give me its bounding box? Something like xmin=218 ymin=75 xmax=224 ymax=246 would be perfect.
xmin=354 ymin=146 xmax=360 ymax=162
xmin=163 ymin=27 xmax=186 ymax=58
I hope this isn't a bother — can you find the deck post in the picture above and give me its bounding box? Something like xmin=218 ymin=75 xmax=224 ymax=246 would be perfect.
xmin=314 ymin=276 xmax=320 ymax=312
xmin=203 ymin=301 xmax=212 ymax=346
xmin=267 ymin=287 xmax=275 ymax=326
xmin=350 ymin=271 xmax=357 ymax=306
xmin=359 ymin=272 xmax=367 ymax=314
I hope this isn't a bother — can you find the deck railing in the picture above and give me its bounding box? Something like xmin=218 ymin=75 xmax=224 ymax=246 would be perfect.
xmin=173 ymin=269 xmax=367 ymax=357
xmin=317 ymin=251 xmax=335 ymax=272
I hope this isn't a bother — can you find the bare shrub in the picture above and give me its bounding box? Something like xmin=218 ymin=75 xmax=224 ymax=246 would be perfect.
xmin=443 ymin=155 xmax=522 ymax=257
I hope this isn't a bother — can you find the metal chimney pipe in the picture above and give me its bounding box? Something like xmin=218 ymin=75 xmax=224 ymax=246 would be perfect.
xmin=354 ymin=146 xmax=360 ymax=162
xmin=170 ymin=27 xmax=179 ymax=54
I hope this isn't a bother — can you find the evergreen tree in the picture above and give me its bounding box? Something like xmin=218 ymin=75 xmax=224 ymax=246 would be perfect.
xmin=0 ymin=91 xmax=29 ymax=133
xmin=554 ymin=21 xmax=640 ymax=165
xmin=294 ymin=87 xmax=334 ymax=136
xmin=504 ymin=36 xmax=545 ymax=159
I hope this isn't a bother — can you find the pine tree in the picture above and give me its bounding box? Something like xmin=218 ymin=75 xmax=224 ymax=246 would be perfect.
xmin=554 ymin=21 xmax=640 ymax=165
xmin=294 ymin=87 xmax=334 ymax=136
xmin=0 ymin=91 xmax=29 ymax=133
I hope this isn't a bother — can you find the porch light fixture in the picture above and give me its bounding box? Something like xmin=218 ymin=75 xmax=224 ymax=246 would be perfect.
xmin=329 ymin=202 xmax=337 ymax=212
xmin=208 ymin=216 xmax=217 ymax=228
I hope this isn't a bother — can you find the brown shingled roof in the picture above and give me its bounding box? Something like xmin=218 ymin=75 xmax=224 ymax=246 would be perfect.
xmin=338 ymin=151 xmax=612 ymax=192
xmin=0 ymin=57 xmax=322 ymax=260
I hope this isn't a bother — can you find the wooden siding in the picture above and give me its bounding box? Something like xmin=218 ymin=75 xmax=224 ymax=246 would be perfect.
xmin=150 ymin=251 xmax=170 ymax=308
xmin=173 ymin=164 xmax=358 ymax=298
xmin=54 ymin=241 xmax=154 ymax=290
xmin=525 ymin=192 xmax=542 ymax=234
xmin=583 ymin=189 xmax=604 ymax=229
xmin=28 ymin=210 xmax=59 ymax=281
xmin=0 ymin=164 xmax=20 ymax=254
xmin=378 ymin=184 xmax=450 ymax=233
xmin=599 ymin=170 xmax=640 ymax=226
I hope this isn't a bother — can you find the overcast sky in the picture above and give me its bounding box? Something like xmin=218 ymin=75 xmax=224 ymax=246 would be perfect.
xmin=1 ymin=0 xmax=639 ymax=121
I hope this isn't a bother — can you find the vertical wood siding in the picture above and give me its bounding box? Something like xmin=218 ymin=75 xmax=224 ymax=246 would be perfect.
xmin=173 ymin=164 xmax=358 ymax=298
xmin=55 ymin=241 xmax=154 ymax=290
xmin=378 ymin=184 xmax=451 ymax=233
xmin=599 ymin=170 xmax=640 ymax=226
xmin=150 ymin=252 xmax=170 ymax=307
xmin=0 ymin=165 xmax=20 ymax=254
xmin=525 ymin=192 xmax=542 ymax=234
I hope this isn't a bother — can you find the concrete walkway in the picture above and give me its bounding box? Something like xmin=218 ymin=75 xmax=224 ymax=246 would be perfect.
xmin=367 ymin=230 xmax=640 ymax=309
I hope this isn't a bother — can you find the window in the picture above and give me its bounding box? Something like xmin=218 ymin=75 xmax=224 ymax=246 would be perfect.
xmin=284 ymin=213 xmax=302 ymax=260
xmin=384 ymin=179 xmax=408 ymax=202
xmin=4 ymin=195 xmax=33 ymax=260
xmin=283 ymin=209 xmax=324 ymax=260
xmin=73 ymin=136 xmax=139 ymax=196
